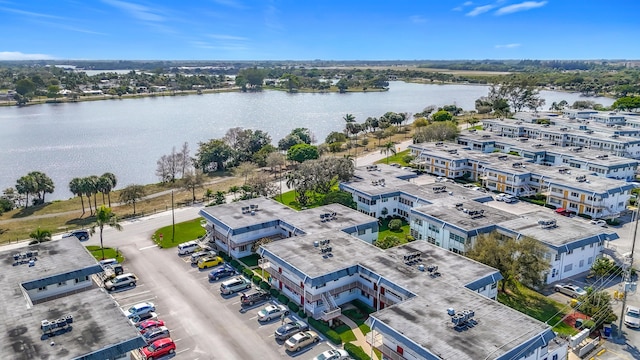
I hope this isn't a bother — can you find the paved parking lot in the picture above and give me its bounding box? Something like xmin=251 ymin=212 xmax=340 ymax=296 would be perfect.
xmin=105 ymin=241 xmax=334 ymax=360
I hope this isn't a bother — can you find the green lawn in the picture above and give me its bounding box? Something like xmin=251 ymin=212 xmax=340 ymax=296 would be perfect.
xmin=378 ymin=218 xmax=411 ymax=241
xmin=152 ymin=217 xmax=206 ymax=248
xmin=375 ymin=149 xmax=411 ymax=166
xmin=334 ymin=324 xmax=357 ymax=343
xmin=343 ymin=308 xmax=372 ymax=335
xmin=273 ymin=189 xmax=324 ymax=210
xmin=498 ymin=282 xmax=577 ymax=336
xmin=86 ymin=245 xmax=124 ymax=263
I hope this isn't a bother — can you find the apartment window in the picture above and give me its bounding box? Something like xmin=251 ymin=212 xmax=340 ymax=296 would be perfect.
xmin=491 ymin=283 xmax=497 ymax=289
xmin=38 ymin=286 xmax=47 ymax=291
xmin=588 ymin=257 xmax=594 ymax=265
xmin=414 ymin=218 xmax=423 ymax=226
xmin=428 ymin=224 xmax=440 ymax=233
xmin=57 ymin=281 xmax=66 ymax=287
xmin=555 ymin=253 xmax=561 ymax=261
xmin=564 ymin=264 xmax=573 ymax=272
xmin=579 ymin=259 xmax=584 ymax=268
xmin=75 ymin=276 xmax=89 ymax=283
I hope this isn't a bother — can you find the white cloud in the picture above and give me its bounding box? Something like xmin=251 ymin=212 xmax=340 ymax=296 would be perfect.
xmin=211 ymin=0 xmax=247 ymax=9
xmin=496 ymin=1 xmax=547 ymax=15
xmin=102 ymin=0 xmax=164 ymax=22
xmin=453 ymin=1 xmax=474 ymax=11
xmin=208 ymin=34 xmax=248 ymax=41
xmin=0 ymin=51 xmax=55 ymax=60
xmin=495 ymin=43 xmax=521 ymax=48
xmin=410 ymin=15 xmax=427 ymax=23
xmin=466 ymin=5 xmax=494 ymax=16
xmin=0 ymin=6 xmax=64 ymax=19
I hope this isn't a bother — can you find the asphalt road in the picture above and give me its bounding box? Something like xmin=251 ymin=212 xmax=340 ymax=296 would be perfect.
xmin=84 ymin=206 xmax=333 ymax=360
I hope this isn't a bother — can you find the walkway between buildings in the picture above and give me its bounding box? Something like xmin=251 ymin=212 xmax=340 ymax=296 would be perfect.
xmin=338 ymin=314 xmax=373 ymax=357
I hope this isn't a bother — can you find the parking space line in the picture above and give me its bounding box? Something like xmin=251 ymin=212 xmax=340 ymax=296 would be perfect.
xmin=175 ymin=348 xmax=190 ymax=355
xmin=138 ymin=245 xmax=158 ymax=251
xmin=173 ymin=338 xmax=182 ymax=342
xmin=119 ymin=297 xmax=158 ymax=309
xmin=113 ymin=290 xmax=151 ymax=300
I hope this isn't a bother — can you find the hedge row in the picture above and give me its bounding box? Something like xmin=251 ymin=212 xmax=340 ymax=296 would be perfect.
xmin=297 ymin=310 xmax=307 ymax=319
xmin=242 ymin=268 xmax=254 ymax=278
xmin=307 ymin=318 xmax=342 ymax=345
xmin=252 ymin=275 xmax=262 ymax=284
xmin=260 ymin=281 xmax=270 ymax=290
xmin=270 ymin=288 xmax=280 ymax=297
xmin=287 ymin=302 xmax=299 ymax=313
xmin=344 ymin=343 xmax=369 ymax=360
xmin=277 ymin=294 xmax=289 ymax=305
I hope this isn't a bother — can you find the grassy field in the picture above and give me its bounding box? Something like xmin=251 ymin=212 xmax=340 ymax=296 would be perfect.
xmin=378 ymin=218 xmax=411 ymax=241
xmin=86 ymin=245 xmax=124 ymax=262
xmin=375 ymin=149 xmax=411 ymax=166
xmin=0 ymin=174 xmax=242 ymax=245
xmin=498 ymin=282 xmax=577 ymax=336
xmin=334 ymin=324 xmax=357 ymax=343
xmin=273 ymin=189 xmax=325 ymax=210
xmin=152 ymin=217 xmax=206 ymax=248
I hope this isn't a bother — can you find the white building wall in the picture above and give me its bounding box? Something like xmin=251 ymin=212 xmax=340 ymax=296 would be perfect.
xmin=27 ymin=276 xmax=92 ymax=302
xmin=548 ymin=242 xmax=602 ymax=283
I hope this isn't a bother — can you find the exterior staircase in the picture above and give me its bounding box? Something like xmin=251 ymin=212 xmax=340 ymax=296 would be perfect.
xmin=320 ymin=291 xmax=341 ymax=321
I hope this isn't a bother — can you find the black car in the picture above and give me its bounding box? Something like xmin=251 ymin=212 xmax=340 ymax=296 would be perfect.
xmin=208 ymin=265 xmax=237 ymax=281
xmin=63 ymin=229 xmax=90 ymax=241
xmin=240 ymin=289 xmax=270 ymax=306
xmin=274 ymin=320 xmax=309 ymax=341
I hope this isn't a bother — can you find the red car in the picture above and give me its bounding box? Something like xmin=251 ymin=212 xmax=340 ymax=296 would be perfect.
xmin=140 ymin=337 xmax=176 ymax=359
xmin=137 ymin=319 xmax=165 ymax=333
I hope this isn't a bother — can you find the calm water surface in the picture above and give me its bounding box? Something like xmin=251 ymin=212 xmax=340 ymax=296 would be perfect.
xmin=0 ymin=82 xmax=613 ymax=200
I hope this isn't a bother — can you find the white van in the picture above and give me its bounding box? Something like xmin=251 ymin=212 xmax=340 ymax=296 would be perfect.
xmin=220 ymin=277 xmax=251 ymax=295
xmin=177 ymin=241 xmax=200 ymax=255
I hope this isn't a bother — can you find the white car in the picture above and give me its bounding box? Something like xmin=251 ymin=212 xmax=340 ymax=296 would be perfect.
xmin=624 ymin=305 xmax=640 ymax=328
xmin=124 ymin=302 xmax=156 ymax=318
xmin=257 ymin=304 xmax=289 ymax=321
xmin=589 ymin=219 xmax=606 ymax=227
xmin=553 ymin=284 xmax=587 ymax=298
xmin=312 ymin=349 xmax=352 ymax=360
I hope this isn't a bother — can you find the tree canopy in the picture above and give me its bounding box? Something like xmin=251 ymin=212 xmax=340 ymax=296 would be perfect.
xmin=195 ymin=139 xmax=233 ymax=172
xmin=287 ymin=143 xmax=319 ymax=163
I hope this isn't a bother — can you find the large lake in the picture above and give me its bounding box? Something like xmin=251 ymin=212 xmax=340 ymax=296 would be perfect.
xmin=0 ymin=81 xmax=613 ymax=200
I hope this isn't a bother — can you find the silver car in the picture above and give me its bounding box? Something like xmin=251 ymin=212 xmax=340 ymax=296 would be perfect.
xmin=553 ymin=283 xmax=587 ymax=298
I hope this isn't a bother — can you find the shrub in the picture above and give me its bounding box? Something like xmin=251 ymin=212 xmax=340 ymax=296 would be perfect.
xmin=243 ymin=268 xmax=254 ymax=278
xmin=277 ymin=294 xmax=290 ymax=305
xmin=388 ymin=219 xmax=402 ymax=231
xmin=352 ymin=299 xmax=376 ymax=315
xmin=252 ymin=275 xmax=262 ymax=284
xmin=344 ymin=343 xmax=369 ymax=360
xmin=230 ymin=259 xmax=240 ymax=268
xmin=361 ymin=138 xmax=369 ymax=146
xmin=236 ymin=264 xmax=246 ymax=273
xmin=269 ymin=288 xmax=280 ymax=297
xmin=606 ymin=218 xmax=620 ymax=226
xmin=544 ymin=204 xmax=556 ymax=209
xmin=297 ymin=310 xmax=307 ymax=318
xmin=260 ymin=281 xmax=271 ymax=290
xmin=577 ymin=213 xmax=592 ymax=220
xmin=287 ymin=302 xmax=299 ymax=312
xmin=402 ymin=154 xmax=414 ymax=164
xmin=406 ymin=235 xmax=415 ymax=242
xmin=308 ymin=318 xmax=342 ymax=345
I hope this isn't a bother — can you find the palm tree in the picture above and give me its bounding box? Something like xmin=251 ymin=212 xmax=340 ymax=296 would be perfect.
xmin=343 ymin=114 xmax=356 ymax=155
xmin=82 ymin=176 xmax=97 ymax=216
xmin=380 ymin=141 xmax=397 ymax=164
xmin=16 ymin=174 xmax=36 ymax=208
xmin=90 ymin=205 xmax=123 ymax=260
xmin=101 ymin=172 xmax=117 ymax=207
xmin=228 ymin=185 xmax=240 ymax=200
xmin=69 ymin=177 xmax=86 ymax=215
xmin=96 ymin=176 xmax=111 ymax=205
xmin=29 ymin=227 xmax=52 ymax=244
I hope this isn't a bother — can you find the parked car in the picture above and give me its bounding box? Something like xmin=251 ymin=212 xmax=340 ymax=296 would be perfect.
xmin=257 ymin=304 xmax=289 ymax=322
xmin=312 ymin=349 xmax=352 ymax=360
xmin=177 ymin=241 xmax=200 ymax=255
xmin=220 ymin=276 xmax=252 ymax=295
xmin=62 ymin=229 xmax=90 ymax=241
xmin=553 ymin=284 xmax=587 ymax=298
xmin=275 ymin=320 xmax=309 ymax=341
xmin=123 ymin=302 xmax=156 ymax=318
xmin=142 ymin=326 xmax=171 ymax=344
xmin=208 ymin=264 xmax=237 ymax=281
xmin=390 ymin=163 xmax=401 ymax=168
xmin=197 ymin=255 xmax=223 ymax=269
xmin=284 ymin=330 xmax=320 ymax=352
xmin=240 ymin=289 xmax=270 ymax=306
xmin=104 ymin=273 xmax=137 ymax=291
xmin=589 ymin=219 xmax=607 ymax=227
xmin=190 ymin=250 xmax=217 ymax=264
xmin=137 ymin=319 xmax=165 ymax=333
xmin=624 ymin=305 xmax=640 ymax=328
xmin=130 ymin=312 xmax=158 ymax=326
xmin=555 ymin=208 xmax=576 ymax=217
xmin=140 ymin=338 xmax=176 ymax=359
xmin=104 ymin=263 xmax=124 ymax=276
xmin=99 ymin=258 xmax=119 ymax=267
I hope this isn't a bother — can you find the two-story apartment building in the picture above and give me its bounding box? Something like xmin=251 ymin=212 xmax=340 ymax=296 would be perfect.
xmin=199 ymin=197 xmax=379 ymax=258
xmin=0 ymin=238 xmax=145 ymax=360
xmin=258 ymin=232 xmax=567 ymax=360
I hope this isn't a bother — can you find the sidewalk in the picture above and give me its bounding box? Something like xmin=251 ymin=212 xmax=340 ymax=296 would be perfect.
xmin=338 ymin=314 xmax=373 ymax=356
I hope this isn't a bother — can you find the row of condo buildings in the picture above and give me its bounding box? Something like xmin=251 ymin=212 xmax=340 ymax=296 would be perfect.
xmin=200 ymin=197 xmax=569 ymax=360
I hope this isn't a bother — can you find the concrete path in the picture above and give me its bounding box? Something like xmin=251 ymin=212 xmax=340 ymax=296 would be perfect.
xmin=338 ymin=314 xmax=374 ymax=356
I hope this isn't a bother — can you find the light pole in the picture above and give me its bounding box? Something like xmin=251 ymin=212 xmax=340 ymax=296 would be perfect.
xmin=617 ymin=205 xmax=638 ymax=337
xmin=171 ymin=190 xmax=175 ymax=243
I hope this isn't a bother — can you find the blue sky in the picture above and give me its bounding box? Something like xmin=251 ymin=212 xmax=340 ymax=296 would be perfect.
xmin=0 ymin=0 xmax=637 ymax=60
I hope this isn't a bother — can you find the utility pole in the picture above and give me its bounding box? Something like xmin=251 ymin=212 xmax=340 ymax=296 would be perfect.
xmin=617 ymin=206 xmax=638 ymax=337
xmin=171 ymin=190 xmax=175 ymax=243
